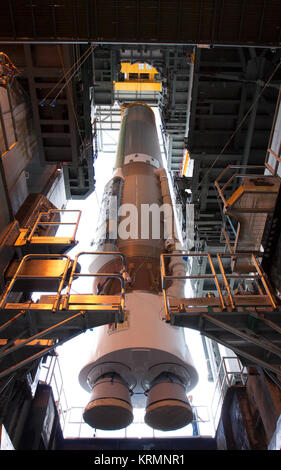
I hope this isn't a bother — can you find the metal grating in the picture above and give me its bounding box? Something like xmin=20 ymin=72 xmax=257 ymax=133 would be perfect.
xmin=0 ymin=1 xmax=280 ymax=46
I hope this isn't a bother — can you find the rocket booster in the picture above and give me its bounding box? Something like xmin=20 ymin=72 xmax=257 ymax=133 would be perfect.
xmin=79 ymin=103 xmax=198 ymax=431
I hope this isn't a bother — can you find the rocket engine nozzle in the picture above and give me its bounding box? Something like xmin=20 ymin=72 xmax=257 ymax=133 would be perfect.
xmin=83 ymin=373 xmax=133 ymax=430
xmin=144 ymin=373 xmax=193 ymax=431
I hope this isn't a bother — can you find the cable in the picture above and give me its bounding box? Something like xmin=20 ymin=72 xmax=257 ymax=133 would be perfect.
xmin=192 ymin=60 xmax=281 ymax=197
xmin=40 ymin=45 xmax=93 ymax=105
xmin=56 ymin=45 xmax=97 ymax=158
xmin=264 ymin=368 xmax=281 ymax=390
xmin=50 ymin=45 xmax=94 ymax=106
xmin=39 ymin=45 xmax=93 ymax=106
xmin=56 ymin=45 xmax=86 ymax=151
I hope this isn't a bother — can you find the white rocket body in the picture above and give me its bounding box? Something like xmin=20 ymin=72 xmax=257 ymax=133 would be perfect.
xmin=79 ymin=104 xmax=198 ymax=431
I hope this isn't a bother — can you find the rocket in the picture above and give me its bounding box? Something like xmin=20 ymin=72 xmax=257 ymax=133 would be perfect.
xmin=79 ymin=103 xmax=198 ymax=431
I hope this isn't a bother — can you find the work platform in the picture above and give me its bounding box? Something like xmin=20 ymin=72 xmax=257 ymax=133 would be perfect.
xmin=13 ymin=209 xmax=82 ymax=255
xmin=161 ymin=252 xmax=281 ymax=379
xmin=215 ymin=163 xmax=281 ymax=270
xmin=0 ymin=249 xmax=126 ymax=381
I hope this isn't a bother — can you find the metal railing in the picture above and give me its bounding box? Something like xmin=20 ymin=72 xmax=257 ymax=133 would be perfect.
xmin=39 ymin=354 xmax=70 ymax=433
xmin=0 ymin=253 xmax=72 ymax=311
xmin=27 ymin=209 xmax=81 ymax=243
xmin=265 ymin=148 xmax=281 ymax=177
xmin=219 ymin=252 xmax=277 ymax=310
xmin=220 ymin=214 xmax=237 ymax=254
xmin=211 ymin=356 xmax=247 ymax=429
xmin=161 ymin=252 xmax=225 ymax=320
xmin=215 ymin=164 xmax=278 ymax=211
xmin=160 ymin=251 xmax=277 ymax=322
xmin=264 ymin=86 xmax=281 ymax=178
xmin=63 ymin=404 xmax=213 ymax=439
xmin=63 ymin=251 xmax=126 ymax=314
xmin=0 ymin=251 xmax=127 ymax=313
xmin=0 ymin=251 xmax=127 ymax=380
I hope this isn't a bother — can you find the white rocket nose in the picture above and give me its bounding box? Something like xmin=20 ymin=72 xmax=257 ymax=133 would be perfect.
xmin=83 ymin=373 xmax=134 ymax=430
